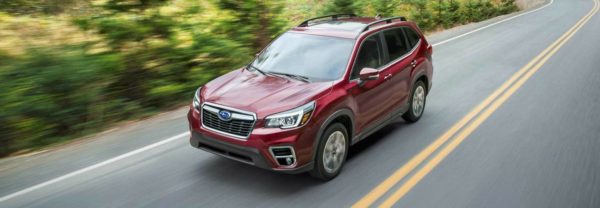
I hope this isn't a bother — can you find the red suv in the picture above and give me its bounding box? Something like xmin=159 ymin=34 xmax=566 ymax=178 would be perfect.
xmin=188 ymin=14 xmax=433 ymax=180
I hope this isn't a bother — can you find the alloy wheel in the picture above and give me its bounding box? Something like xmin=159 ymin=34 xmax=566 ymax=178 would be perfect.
xmin=322 ymin=131 xmax=346 ymax=174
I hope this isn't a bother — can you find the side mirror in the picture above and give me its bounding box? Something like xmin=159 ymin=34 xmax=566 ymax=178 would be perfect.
xmin=359 ymin=67 xmax=380 ymax=81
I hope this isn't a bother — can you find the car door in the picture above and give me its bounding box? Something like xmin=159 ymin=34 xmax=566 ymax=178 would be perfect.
xmin=349 ymin=33 xmax=397 ymax=133
xmin=380 ymin=27 xmax=414 ymax=112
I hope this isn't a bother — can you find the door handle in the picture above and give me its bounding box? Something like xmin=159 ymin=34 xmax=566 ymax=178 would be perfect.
xmin=384 ymin=74 xmax=393 ymax=80
xmin=411 ymin=60 xmax=417 ymax=68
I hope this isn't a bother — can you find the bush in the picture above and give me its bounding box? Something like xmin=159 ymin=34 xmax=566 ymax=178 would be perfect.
xmin=0 ymin=45 xmax=121 ymax=155
xmin=447 ymin=0 xmax=462 ymax=25
xmin=323 ymin=0 xmax=358 ymax=14
xmin=410 ymin=0 xmax=434 ymax=30
xmin=0 ymin=0 xmax=83 ymax=15
xmin=498 ymin=0 xmax=519 ymax=14
xmin=372 ymin=0 xmax=399 ymax=17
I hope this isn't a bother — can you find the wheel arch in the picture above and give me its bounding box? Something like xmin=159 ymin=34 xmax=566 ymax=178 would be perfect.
xmin=411 ymin=71 xmax=430 ymax=94
xmin=311 ymin=108 xmax=355 ymax=162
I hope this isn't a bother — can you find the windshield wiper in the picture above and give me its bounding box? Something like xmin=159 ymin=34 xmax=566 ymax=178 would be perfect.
xmin=269 ymin=72 xmax=310 ymax=82
xmin=247 ymin=64 xmax=267 ymax=75
xmin=247 ymin=65 xmax=310 ymax=82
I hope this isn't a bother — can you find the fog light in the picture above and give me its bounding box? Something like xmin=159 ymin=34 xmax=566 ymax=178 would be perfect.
xmin=270 ymin=146 xmax=296 ymax=167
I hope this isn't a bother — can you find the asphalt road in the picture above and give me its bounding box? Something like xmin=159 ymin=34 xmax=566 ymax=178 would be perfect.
xmin=2 ymin=0 xmax=600 ymax=207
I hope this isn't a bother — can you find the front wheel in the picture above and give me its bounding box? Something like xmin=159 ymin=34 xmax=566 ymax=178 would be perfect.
xmin=310 ymin=123 xmax=349 ymax=181
xmin=402 ymin=80 xmax=427 ymax=123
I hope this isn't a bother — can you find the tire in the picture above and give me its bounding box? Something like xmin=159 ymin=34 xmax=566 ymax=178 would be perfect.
xmin=310 ymin=123 xmax=349 ymax=181
xmin=402 ymin=80 xmax=427 ymax=123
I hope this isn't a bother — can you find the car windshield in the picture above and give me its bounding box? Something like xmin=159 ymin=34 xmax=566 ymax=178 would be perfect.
xmin=250 ymin=32 xmax=354 ymax=82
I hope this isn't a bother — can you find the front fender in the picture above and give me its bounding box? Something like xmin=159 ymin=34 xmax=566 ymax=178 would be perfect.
xmin=310 ymin=108 xmax=355 ymax=162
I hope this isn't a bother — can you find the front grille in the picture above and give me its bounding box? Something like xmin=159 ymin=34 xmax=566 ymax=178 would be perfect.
xmin=201 ymin=104 xmax=255 ymax=138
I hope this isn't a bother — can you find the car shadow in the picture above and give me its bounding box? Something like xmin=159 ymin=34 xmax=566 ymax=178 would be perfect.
xmin=347 ymin=119 xmax=407 ymax=161
xmin=194 ymin=156 xmax=322 ymax=197
xmin=192 ymin=118 xmax=408 ymax=197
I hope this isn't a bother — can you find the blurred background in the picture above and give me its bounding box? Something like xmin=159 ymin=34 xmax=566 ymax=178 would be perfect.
xmin=0 ymin=0 xmax=518 ymax=157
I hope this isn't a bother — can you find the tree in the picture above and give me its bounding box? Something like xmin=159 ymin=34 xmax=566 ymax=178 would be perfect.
xmin=408 ymin=0 xmax=433 ymax=30
xmin=447 ymin=0 xmax=461 ymax=24
xmin=214 ymin=0 xmax=286 ymax=51
xmin=432 ymin=0 xmax=449 ymax=27
xmin=0 ymin=45 xmax=120 ymax=156
xmin=463 ymin=0 xmax=481 ymax=22
xmin=372 ymin=0 xmax=398 ymax=17
xmin=498 ymin=0 xmax=518 ymax=14
xmin=323 ymin=0 xmax=357 ymax=14
xmin=0 ymin=0 xmax=79 ymax=15
xmin=480 ymin=0 xmax=497 ymax=19
xmin=74 ymin=0 xmax=198 ymax=107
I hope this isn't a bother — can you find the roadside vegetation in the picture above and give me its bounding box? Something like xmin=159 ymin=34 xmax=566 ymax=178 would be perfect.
xmin=0 ymin=0 xmax=518 ymax=157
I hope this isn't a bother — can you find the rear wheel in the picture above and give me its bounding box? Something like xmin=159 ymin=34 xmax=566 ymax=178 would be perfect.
xmin=310 ymin=123 xmax=349 ymax=180
xmin=403 ymin=80 xmax=427 ymax=123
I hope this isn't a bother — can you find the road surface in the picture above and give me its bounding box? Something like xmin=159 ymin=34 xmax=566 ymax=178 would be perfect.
xmin=2 ymin=0 xmax=600 ymax=207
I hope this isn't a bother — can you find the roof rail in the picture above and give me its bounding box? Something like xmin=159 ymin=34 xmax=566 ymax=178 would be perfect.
xmin=360 ymin=16 xmax=407 ymax=33
xmin=298 ymin=14 xmax=357 ymax=27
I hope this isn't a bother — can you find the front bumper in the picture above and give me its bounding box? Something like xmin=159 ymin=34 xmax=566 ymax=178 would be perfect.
xmin=189 ymin=131 xmax=313 ymax=174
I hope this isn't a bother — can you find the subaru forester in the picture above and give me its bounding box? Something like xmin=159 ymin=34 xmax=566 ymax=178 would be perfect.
xmin=188 ymin=14 xmax=433 ymax=180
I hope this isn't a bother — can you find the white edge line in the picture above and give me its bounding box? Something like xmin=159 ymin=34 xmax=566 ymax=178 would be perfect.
xmin=0 ymin=0 xmax=556 ymax=203
xmin=432 ymin=0 xmax=555 ymax=47
xmin=0 ymin=132 xmax=189 ymax=202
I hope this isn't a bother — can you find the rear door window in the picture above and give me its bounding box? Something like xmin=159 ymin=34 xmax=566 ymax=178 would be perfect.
xmin=382 ymin=28 xmax=410 ymax=61
xmin=404 ymin=27 xmax=421 ymax=48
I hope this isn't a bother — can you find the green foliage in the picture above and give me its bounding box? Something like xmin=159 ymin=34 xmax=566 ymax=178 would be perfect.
xmin=73 ymin=1 xmax=190 ymax=107
xmin=409 ymin=0 xmax=434 ymax=30
xmin=323 ymin=0 xmax=358 ymax=15
xmin=0 ymin=0 xmax=258 ymax=156
xmin=214 ymin=0 xmax=287 ymax=50
xmin=498 ymin=0 xmax=519 ymax=14
xmin=0 ymin=45 xmax=121 ymax=154
xmin=431 ymin=0 xmax=450 ymax=27
xmin=372 ymin=0 xmax=399 ymax=17
xmin=461 ymin=0 xmax=505 ymax=23
xmin=480 ymin=1 xmax=498 ymax=20
xmin=0 ymin=0 xmax=39 ymax=14
xmin=0 ymin=0 xmax=81 ymax=15
xmin=103 ymin=0 xmax=169 ymax=12
xmin=447 ymin=0 xmax=462 ymax=23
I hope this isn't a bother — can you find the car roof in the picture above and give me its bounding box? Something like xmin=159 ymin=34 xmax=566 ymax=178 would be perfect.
xmin=289 ymin=16 xmax=410 ymax=39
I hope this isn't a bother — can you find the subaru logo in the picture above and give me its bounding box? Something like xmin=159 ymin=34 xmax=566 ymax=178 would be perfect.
xmin=218 ymin=110 xmax=232 ymax=121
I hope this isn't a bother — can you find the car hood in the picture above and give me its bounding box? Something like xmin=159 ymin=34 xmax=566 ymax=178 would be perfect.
xmin=202 ymin=69 xmax=333 ymax=117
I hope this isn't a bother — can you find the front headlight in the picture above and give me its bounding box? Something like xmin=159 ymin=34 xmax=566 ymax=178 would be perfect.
xmin=265 ymin=101 xmax=315 ymax=129
xmin=193 ymin=87 xmax=201 ymax=109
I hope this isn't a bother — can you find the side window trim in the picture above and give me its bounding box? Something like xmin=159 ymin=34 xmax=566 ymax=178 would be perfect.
xmin=380 ymin=38 xmax=421 ymax=70
xmin=349 ymin=31 xmax=385 ymax=80
xmin=400 ymin=28 xmax=412 ymax=52
xmin=380 ymin=27 xmax=410 ymax=66
xmin=376 ymin=26 xmax=420 ymax=69
xmin=348 ymin=27 xmax=422 ymax=81
xmin=378 ymin=32 xmax=390 ymax=65
xmin=375 ymin=33 xmax=385 ymax=67
xmin=403 ymin=27 xmax=420 ymax=48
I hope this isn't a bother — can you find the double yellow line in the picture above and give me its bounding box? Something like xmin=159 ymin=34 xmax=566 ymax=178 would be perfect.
xmin=353 ymin=0 xmax=600 ymax=207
